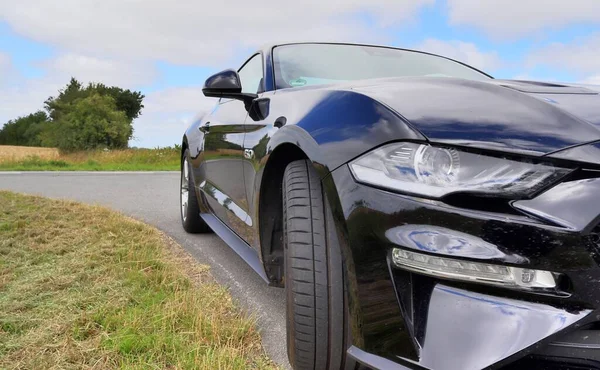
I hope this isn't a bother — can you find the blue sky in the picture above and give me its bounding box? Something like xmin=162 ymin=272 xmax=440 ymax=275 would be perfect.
xmin=1 ymin=0 xmax=599 ymax=147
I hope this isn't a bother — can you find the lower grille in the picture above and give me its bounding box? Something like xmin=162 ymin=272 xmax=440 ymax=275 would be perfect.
xmin=504 ymin=327 xmax=600 ymax=370
xmin=503 ymin=357 xmax=600 ymax=370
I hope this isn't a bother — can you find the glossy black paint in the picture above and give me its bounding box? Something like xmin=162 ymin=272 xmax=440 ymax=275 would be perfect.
xmin=325 ymin=165 xmax=600 ymax=369
xmin=195 ymin=98 xmax=250 ymax=238
xmin=182 ymin=42 xmax=600 ymax=369
xmin=354 ymin=77 xmax=600 ymax=155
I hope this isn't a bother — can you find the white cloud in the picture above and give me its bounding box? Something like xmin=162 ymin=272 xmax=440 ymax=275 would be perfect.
xmin=511 ymin=74 xmax=537 ymax=81
xmin=131 ymin=114 xmax=193 ymax=148
xmin=447 ymin=0 xmax=600 ymax=38
xmin=582 ymin=75 xmax=600 ymax=85
xmin=143 ymin=87 xmax=216 ymax=115
xmin=132 ymin=87 xmax=218 ymax=147
xmin=0 ymin=52 xmax=17 ymax=86
xmin=416 ymin=39 xmax=503 ymax=72
xmin=0 ymin=52 xmax=10 ymax=72
xmin=0 ymin=52 xmax=157 ymax=126
xmin=526 ymin=33 xmax=600 ymax=74
xmin=40 ymin=53 xmax=157 ymax=87
xmin=0 ymin=79 xmax=62 ymax=122
xmin=525 ymin=33 xmax=600 ymax=84
xmin=0 ymin=0 xmax=434 ymax=66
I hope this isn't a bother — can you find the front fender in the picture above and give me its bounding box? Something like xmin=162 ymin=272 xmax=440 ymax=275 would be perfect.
xmin=265 ymin=125 xmax=327 ymax=175
xmin=253 ymin=88 xmax=426 ymax=177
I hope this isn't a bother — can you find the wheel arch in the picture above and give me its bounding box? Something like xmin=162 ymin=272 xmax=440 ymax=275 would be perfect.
xmin=257 ymin=141 xmax=315 ymax=286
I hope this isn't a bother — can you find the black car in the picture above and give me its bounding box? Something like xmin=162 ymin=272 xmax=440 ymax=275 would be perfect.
xmin=180 ymin=42 xmax=600 ymax=370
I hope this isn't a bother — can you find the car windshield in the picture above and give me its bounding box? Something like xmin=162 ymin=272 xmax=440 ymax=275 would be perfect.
xmin=273 ymin=43 xmax=492 ymax=89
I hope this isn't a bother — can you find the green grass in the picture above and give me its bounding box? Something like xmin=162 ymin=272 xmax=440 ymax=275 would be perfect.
xmin=0 ymin=147 xmax=180 ymax=171
xmin=0 ymin=191 xmax=276 ymax=369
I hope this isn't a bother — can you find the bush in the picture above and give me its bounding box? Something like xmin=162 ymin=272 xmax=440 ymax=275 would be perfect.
xmin=50 ymin=94 xmax=133 ymax=152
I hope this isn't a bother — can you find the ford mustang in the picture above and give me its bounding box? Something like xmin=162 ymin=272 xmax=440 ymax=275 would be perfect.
xmin=180 ymin=42 xmax=600 ymax=370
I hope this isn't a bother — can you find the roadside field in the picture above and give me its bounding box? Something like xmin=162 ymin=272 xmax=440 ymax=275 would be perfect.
xmin=0 ymin=191 xmax=276 ymax=369
xmin=0 ymin=145 xmax=180 ymax=171
xmin=0 ymin=145 xmax=60 ymax=162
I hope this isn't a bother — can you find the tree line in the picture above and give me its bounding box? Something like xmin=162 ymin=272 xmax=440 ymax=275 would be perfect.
xmin=0 ymin=78 xmax=144 ymax=151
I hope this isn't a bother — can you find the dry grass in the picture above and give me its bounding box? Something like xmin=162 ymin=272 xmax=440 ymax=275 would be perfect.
xmin=0 ymin=191 xmax=277 ymax=369
xmin=0 ymin=146 xmax=179 ymax=171
xmin=0 ymin=146 xmax=60 ymax=162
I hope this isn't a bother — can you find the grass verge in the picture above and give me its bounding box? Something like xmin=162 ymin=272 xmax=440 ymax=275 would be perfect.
xmin=0 ymin=191 xmax=276 ymax=369
xmin=0 ymin=146 xmax=179 ymax=171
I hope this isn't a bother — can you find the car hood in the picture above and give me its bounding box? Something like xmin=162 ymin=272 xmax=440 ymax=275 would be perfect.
xmin=351 ymin=77 xmax=600 ymax=155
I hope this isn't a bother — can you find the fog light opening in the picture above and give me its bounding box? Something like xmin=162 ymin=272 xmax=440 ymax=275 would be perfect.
xmin=391 ymin=248 xmax=558 ymax=291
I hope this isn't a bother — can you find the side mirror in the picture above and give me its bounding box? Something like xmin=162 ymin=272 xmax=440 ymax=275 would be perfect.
xmin=202 ymin=69 xmax=258 ymax=105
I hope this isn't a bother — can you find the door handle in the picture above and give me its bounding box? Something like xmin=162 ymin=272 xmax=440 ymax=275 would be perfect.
xmin=199 ymin=122 xmax=210 ymax=133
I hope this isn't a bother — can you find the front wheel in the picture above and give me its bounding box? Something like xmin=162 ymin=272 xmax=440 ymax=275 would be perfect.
xmin=282 ymin=159 xmax=346 ymax=370
xmin=180 ymin=149 xmax=211 ymax=233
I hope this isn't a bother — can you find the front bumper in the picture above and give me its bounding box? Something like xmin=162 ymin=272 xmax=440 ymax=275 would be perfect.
xmin=324 ymin=165 xmax=600 ymax=370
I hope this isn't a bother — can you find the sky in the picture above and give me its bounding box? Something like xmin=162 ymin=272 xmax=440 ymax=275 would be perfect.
xmin=0 ymin=0 xmax=599 ymax=148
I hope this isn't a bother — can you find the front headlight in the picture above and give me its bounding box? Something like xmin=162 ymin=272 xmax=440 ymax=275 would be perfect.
xmin=349 ymin=142 xmax=571 ymax=199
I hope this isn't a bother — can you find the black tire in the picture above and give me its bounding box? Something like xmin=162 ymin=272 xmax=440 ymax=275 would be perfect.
xmin=180 ymin=149 xmax=211 ymax=233
xmin=283 ymin=159 xmax=345 ymax=370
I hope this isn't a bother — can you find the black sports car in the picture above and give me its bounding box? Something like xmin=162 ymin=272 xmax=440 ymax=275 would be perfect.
xmin=180 ymin=42 xmax=600 ymax=370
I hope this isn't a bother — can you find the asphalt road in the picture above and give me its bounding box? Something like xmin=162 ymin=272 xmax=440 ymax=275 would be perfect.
xmin=0 ymin=171 xmax=289 ymax=368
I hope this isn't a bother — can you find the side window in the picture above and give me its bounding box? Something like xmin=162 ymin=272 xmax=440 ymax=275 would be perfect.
xmin=238 ymin=54 xmax=263 ymax=94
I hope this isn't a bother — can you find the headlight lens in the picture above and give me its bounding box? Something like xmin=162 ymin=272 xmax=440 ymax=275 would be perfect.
xmin=349 ymin=142 xmax=571 ymax=199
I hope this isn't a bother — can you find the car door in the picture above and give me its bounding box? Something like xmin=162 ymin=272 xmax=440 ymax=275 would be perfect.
xmin=241 ymin=97 xmax=276 ymax=250
xmin=198 ymin=53 xmax=264 ymax=239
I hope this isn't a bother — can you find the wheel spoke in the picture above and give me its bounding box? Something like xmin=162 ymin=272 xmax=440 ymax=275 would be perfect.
xmin=181 ymin=158 xmax=189 ymax=221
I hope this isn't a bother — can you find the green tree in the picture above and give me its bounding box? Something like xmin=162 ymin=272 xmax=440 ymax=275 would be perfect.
xmin=0 ymin=111 xmax=49 ymax=146
xmin=1 ymin=78 xmax=143 ymax=149
xmin=45 ymin=78 xmax=144 ymax=122
xmin=92 ymin=83 xmax=145 ymax=121
xmin=50 ymin=94 xmax=133 ymax=151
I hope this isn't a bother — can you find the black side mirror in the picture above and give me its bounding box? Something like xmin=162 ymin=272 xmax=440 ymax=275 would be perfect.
xmin=202 ymin=69 xmax=258 ymax=106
